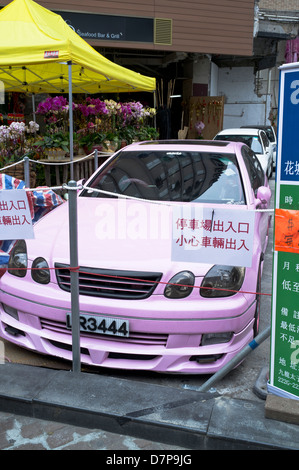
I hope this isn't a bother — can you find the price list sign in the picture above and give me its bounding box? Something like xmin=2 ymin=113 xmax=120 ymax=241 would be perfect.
xmin=269 ymin=63 xmax=299 ymax=399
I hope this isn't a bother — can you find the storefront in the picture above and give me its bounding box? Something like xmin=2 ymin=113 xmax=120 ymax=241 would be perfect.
xmin=0 ymin=0 xmax=256 ymax=139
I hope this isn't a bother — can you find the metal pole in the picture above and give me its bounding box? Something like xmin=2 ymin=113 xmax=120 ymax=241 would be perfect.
xmin=24 ymin=156 xmax=30 ymax=188
xmin=94 ymin=148 xmax=98 ymax=172
xmin=68 ymin=180 xmax=81 ymax=373
xmin=68 ymin=61 xmax=74 ymax=180
xmin=198 ymin=326 xmax=271 ymax=392
xmin=32 ymin=93 xmax=36 ymax=122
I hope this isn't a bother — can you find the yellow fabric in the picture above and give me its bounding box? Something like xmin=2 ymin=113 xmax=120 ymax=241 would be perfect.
xmin=0 ymin=0 xmax=156 ymax=94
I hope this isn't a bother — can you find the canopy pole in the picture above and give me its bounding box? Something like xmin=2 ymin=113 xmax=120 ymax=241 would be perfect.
xmin=68 ymin=61 xmax=74 ymax=180
xmin=31 ymin=93 xmax=36 ymax=122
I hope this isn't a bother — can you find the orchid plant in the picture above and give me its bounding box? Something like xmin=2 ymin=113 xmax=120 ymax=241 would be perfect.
xmin=36 ymin=95 xmax=158 ymax=151
xmin=0 ymin=120 xmax=41 ymax=166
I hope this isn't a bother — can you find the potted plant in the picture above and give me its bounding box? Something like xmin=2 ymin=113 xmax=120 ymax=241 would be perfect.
xmin=135 ymin=126 xmax=159 ymax=141
xmin=78 ymin=129 xmax=108 ymax=154
xmin=34 ymin=131 xmax=70 ymax=159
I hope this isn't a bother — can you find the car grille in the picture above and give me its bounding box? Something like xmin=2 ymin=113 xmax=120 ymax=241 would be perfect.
xmin=41 ymin=318 xmax=168 ymax=346
xmin=55 ymin=263 xmax=162 ymax=300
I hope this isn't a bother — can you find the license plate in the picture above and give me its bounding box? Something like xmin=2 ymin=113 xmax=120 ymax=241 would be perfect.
xmin=66 ymin=313 xmax=129 ymax=337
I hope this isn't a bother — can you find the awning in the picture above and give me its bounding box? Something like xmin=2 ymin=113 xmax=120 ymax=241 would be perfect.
xmin=0 ymin=0 xmax=156 ymax=94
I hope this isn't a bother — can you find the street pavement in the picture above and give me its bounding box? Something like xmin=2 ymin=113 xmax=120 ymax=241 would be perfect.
xmin=0 ymin=361 xmax=299 ymax=452
xmin=0 ymin=409 xmax=186 ymax=451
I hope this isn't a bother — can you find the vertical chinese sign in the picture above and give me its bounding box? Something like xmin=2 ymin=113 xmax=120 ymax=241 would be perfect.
xmin=0 ymin=189 xmax=34 ymax=240
xmin=268 ymin=63 xmax=299 ymax=399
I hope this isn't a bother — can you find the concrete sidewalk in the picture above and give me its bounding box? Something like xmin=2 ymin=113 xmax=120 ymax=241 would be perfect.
xmin=0 ymin=362 xmax=298 ymax=450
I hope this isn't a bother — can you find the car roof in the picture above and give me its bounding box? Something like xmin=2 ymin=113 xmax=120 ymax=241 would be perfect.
xmin=241 ymin=125 xmax=273 ymax=130
xmin=216 ymin=128 xmax=260 ymax=136
xmin=122 ymin=139 xmax=244 ymax=153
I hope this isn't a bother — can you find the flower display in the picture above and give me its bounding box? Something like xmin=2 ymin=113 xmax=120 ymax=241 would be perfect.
xmin=36 ymin=95 xmax=68 ymax=134
xmin=36 ymin=96 xmax=68 ymax=115
xmin=35 ymin=95 xmax=158 ymax=154
xmin=0 ymin=120 xmax=40 ymax=166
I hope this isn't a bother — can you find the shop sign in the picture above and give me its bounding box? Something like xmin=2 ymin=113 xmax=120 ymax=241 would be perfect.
xmin=269 ymin=63 xmax=299 ymax=400
xmin=57 ymin=11 xmax=153 ymax=43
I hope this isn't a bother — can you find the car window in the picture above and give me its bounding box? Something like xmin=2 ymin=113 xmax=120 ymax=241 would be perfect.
xmin=265 ymin=128 xmax=275 ymax=142
xmin=240 ymin=126 xmax=276 ymax=143
xmin=260 ymin=131 xmax=269 ymax=149
xmin=83 ymin=150 xmax=246 ymax=205
xmin=241 ymin=145 xmax=264 ymax=194
xmin=250 ymin=137 xmax=263 ymax=154
xmin=215 ymin=134 xmax=263 ymax=154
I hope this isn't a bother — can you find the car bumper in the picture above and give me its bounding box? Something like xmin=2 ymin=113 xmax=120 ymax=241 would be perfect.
xmin=0 ymin=275 xmax=256 ymax=374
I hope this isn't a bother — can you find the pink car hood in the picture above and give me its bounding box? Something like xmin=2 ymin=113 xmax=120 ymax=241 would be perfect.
xmin=28 ymin=197 xmax=212 ymax=277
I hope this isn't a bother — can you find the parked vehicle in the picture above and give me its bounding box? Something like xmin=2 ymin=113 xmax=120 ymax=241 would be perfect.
xmin=0 ymin=140 xmax=272 ymax=374
xmin=241 ymin=125 xmax=277 ymax=168
xmin=214 ymin=128 xmax=274 ymax=178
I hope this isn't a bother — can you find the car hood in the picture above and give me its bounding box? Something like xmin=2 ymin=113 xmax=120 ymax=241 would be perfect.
xmin=28 ymin=197 xmax=214 ymax=277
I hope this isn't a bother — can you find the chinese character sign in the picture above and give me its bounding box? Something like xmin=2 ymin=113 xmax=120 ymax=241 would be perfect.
xmin=269 ymin=63 xmax=299 ymax=400
xmin=172 ymin=206 xmax=255 ymax=267
xmin=280 ymin=69 xmax=299 ymax=183
xmin=275 ymin=209 xmax=299 ymax=254
xmin=271 ymin=252 xmax=299 ymax=398
xmin=0 ymin=190 xmax=34 ymax=240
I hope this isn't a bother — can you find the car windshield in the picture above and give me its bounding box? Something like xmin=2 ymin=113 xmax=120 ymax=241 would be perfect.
xmin=82 ymin=150 xmax=245 ymax=205
xmin=215 ymin=134 xmax=263 ymax=154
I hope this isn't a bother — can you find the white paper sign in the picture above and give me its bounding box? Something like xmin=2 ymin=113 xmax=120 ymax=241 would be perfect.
xmin=0 ymin=190 xmax=34 ymax=240
xmin=172 ymin=206 xmax=255 ymax=267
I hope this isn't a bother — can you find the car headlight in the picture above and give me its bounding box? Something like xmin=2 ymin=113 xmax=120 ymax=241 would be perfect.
xmin=8 ymin=240 xmax=27 ymax=277
xmin=200 ymin=265 xmax=245 ymax=298
xmin=164 ymin=271 xmax=195 ymax=299
xmin=31 ymin=257 xmax=50 ymax=284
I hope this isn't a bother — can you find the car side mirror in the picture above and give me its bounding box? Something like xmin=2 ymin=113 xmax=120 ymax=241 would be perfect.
xmin=255 ymin=186 xmax=271 ymax=208
xmin=77 ymin=178 xmax=86 ymax=192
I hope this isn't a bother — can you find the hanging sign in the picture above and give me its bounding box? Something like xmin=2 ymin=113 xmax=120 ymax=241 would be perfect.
xmin=268 ymin=63 xmax=299 ymax=400
xmin=172 ymin=206 xmax=255 ymax=267
xmin=274 ymin=208 xmax=299 ymax=253
xmin=0 ymin=189 xmax=34 ymax=240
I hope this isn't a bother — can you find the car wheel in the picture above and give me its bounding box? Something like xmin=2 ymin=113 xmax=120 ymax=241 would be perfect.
xmin=253 ymin=264 xmax=262 ymax=337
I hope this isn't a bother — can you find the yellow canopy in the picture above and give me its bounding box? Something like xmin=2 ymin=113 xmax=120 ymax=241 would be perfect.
xmin=0 ymin=0 xmax=156 ymax=94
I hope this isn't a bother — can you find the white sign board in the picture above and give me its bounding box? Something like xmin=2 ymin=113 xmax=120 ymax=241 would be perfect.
xmin=0 ymin=190 xmax=34 ymax=240
xmin=172 ymin=206 xmax=255 ymax=267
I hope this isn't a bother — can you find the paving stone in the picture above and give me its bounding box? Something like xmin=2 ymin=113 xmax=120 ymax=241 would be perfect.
xmin=265 ymin=394 xmax=299 ymax=425
xmin=0 ymin=411 xmax=186 ymax=450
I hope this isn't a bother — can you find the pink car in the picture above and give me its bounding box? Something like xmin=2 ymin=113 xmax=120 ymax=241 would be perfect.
xmin=0 ymin=140 xmax=271 ymax=374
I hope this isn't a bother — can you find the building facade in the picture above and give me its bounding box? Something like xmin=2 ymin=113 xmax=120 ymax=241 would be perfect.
xmin=1 ymin=0 xmax=298 ymax=136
